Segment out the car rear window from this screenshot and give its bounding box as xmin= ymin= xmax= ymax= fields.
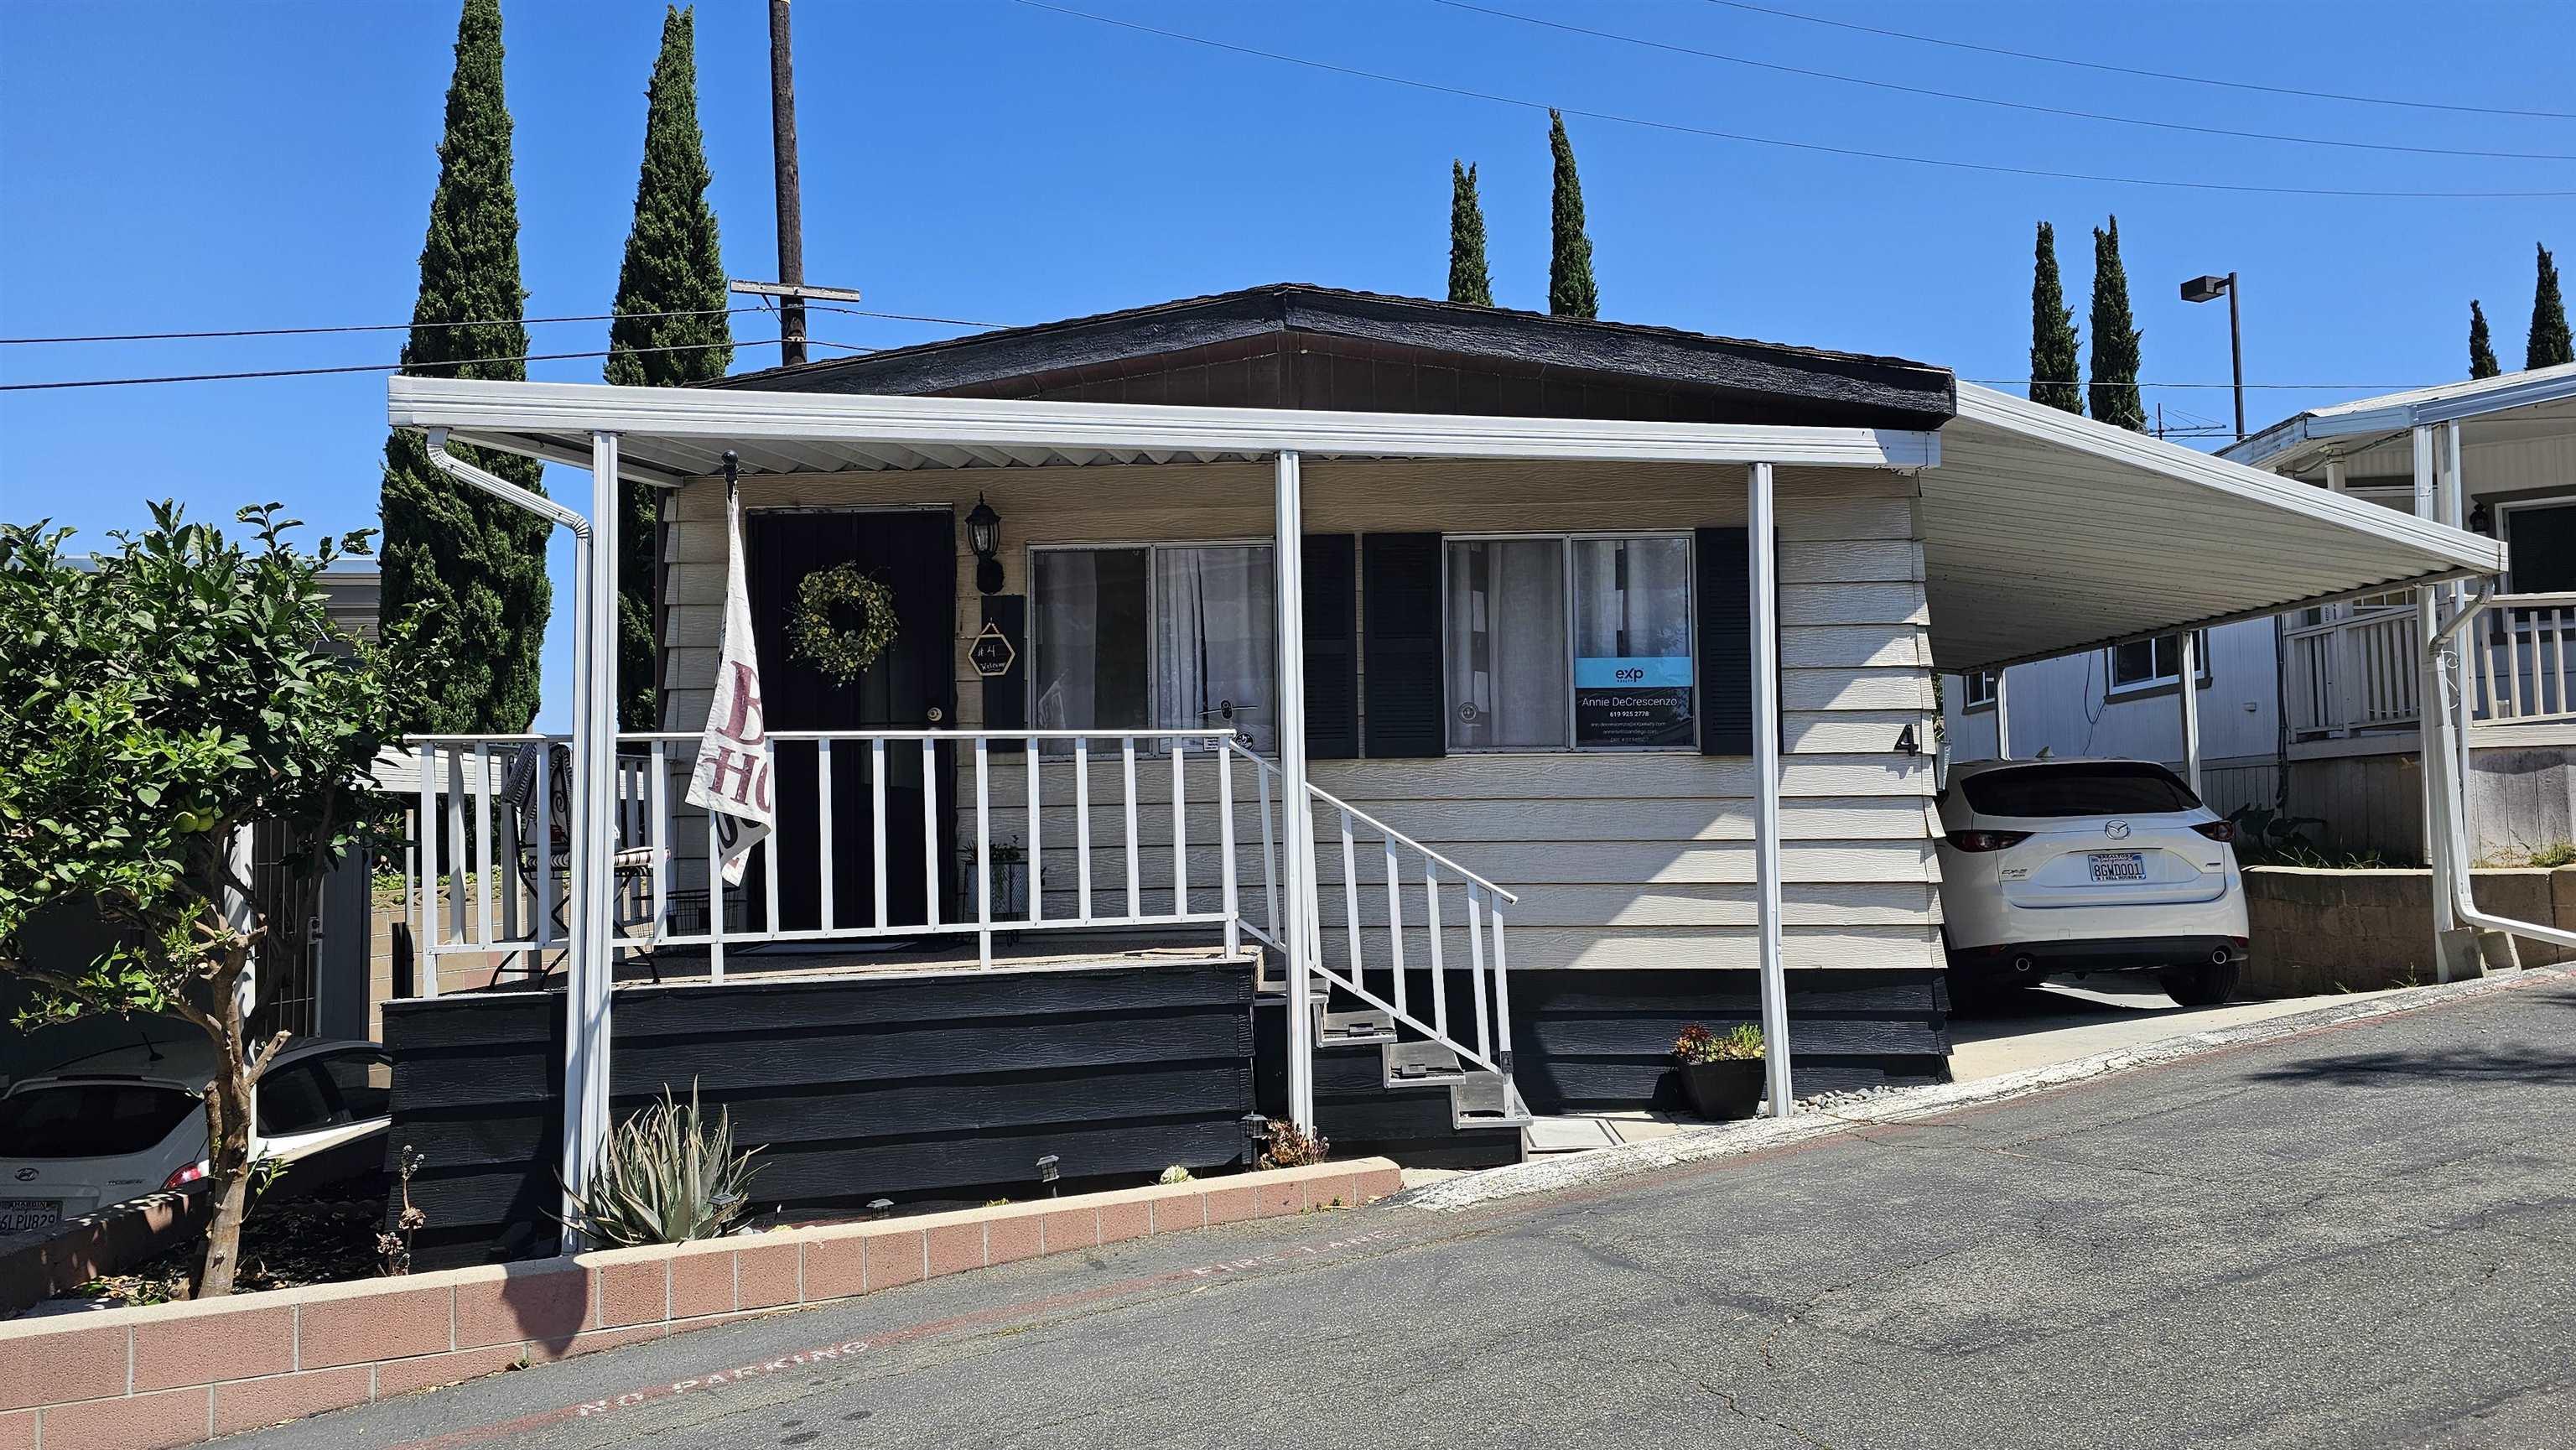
xmin=0 ymin=1084 xmax=198 ymax=1158
xmin=1961 ymin=762 xmax=2202 ymax=818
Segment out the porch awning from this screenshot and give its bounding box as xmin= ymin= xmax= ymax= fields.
xmin=2221 ymin=360 xmax=2576 ymax=477
xmin=1919 ymin=385 xmax=2504 ymax=673
xmin=387 ymin=374 xmax=2504 ymax=676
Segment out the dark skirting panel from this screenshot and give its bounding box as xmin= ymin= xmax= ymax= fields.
xmin=1507 ymin=968 xmax=1951 ymax=1112
xmin=382 ymin=961 xmax=1258 ymax=1270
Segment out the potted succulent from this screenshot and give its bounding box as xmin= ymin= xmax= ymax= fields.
xmin=1672 ymin=1022 xmax=1766 ymax=1120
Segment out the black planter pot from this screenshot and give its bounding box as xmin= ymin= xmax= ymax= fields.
xmin=1678 ymin=1058 xmax=1765 ymax=1120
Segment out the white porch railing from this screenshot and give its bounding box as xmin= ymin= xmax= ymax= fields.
xmin=1228 ymin=742 xmax=1519 ymax=1082
xmin=2469 ymin=592 xmax=2576 ymax=726
xmin=2286 ymin=593 xmax=2576 ymax=736
xmin=2284 ymin=605 xmax=2419 ymax=737
xmin=399 ymin=726 xmax=1519 ymax=1102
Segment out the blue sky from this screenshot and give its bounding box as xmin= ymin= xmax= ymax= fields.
xmin=4 ymin=1 xmax=2570 ymax=728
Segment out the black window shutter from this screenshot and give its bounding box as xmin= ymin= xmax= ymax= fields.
xmin=1696 ymin=526 xmax=1753 ymax=756
xmin=1363 ymin=533 xmax=1446 ymax=759
xmin=1302 ymin=534 xmax=1358 ymax=760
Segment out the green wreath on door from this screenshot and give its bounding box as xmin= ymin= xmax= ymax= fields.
xmin=786 ymin=563 xmax=898 ymax=685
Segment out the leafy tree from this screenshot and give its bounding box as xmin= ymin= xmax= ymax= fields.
xmin=2086 ymin=216 xmax=2148 ymax=432
xmin=379 ymin=0 xmax=553 ymax=734
xmin=606 ymin=5 xmax=731 ymax=730
xmin=0 ymin=507 xmax=431 ymax=1297
xmin=2028 ymin=221 xmax=2082 ymax=414
xmin=2530 ymin=243 xmax=2571 ymax=370
xmin=1545 ymin=110 xmax=1598 ymax=320
xmin=2469 ymin=299 xmax=2500 ymax=379
xmin=1447 ymin=160 xmax=1493 ymax=307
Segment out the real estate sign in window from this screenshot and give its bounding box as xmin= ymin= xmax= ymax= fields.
xmin=1571 ymin=537 xmax=1695 ymax=747
xmin=1446 ymin=533 xmax=1694 ymax=751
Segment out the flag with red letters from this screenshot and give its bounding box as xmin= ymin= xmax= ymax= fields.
xmin=685 ymin=480 xmax=772 ymax=886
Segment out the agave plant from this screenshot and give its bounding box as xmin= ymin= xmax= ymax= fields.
xmin=560 ymin=1082 xmax=764 ymax=1249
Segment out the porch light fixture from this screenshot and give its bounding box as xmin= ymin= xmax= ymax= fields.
xmin=966 ymin=494 xmax=1005 ymax=594
xmin=2469 ymin=502 xmax=2493 ymax=536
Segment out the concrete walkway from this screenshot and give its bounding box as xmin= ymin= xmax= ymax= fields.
xmin=1946 ymin=974 xmax=2405 ymax=1081
xmin=1518 ymin=975 xmax=2408 ymax=1153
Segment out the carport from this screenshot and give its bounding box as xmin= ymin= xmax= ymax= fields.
xmin=1919 ymin=383 xmax=2532 ymax=969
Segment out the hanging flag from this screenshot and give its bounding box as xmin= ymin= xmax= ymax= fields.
xmin=686 ymin=476 xmax=772 ymax=886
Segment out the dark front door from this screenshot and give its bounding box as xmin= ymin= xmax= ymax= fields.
xmin=746 ymin=508 xmax=957 ymax=934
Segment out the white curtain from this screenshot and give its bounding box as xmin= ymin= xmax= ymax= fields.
xmin=1155 ymin=545 xmax=1276 ymax=752
xmin=1446 ymin=538 xmax=1567 ymax=749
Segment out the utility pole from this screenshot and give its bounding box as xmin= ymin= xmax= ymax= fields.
xmin=767 ymin=0 xmax=807 ymax=366
xmin=735 ymin=1 xmax=861 ymax=367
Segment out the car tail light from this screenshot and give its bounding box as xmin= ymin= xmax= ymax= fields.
xmin=1947 ymin=829 xmax=2032 ymax=853
xmin=2193 ymin=821 xmax=2239 ymax=842
xmin=163 ymin=1162 xmax=206 ymax=1192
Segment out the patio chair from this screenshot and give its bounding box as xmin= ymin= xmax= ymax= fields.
xmin=499 ymin=742 xmax=660 ymax=986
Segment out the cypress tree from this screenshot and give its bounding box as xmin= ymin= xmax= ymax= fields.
xmin=606 ymin=6 xmax=731 ymax=730
xmin=2469 ymin=300 xmax=2500 ymax=379
xmin=2085 ymin=216 xmax=2148 ymax=433
xmin=1545 ymin=110 xmax=1598 ymax=320
xmin=2028 ymin=221 xmax=2081 ymax=414
xmin=379 ymin=0 xmax=553 ymax=733
xmin=1447 ymin=160 xmax=1493 ymax=307
xmin=2530 ymin=243 xmax=2572 ymax=370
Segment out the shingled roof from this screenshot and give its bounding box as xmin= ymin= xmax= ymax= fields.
xmin=710 ymin=283 xmax=1955 ymax=432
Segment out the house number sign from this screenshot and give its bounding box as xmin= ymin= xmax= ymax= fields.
xmin=969 ymin=621 xmax=1018 ymax=678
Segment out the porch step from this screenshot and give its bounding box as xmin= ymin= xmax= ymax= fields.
xmin=1317 ymin=1006 xmax=1398 ymax=1047
xmin=1383 ymin=1041 xmax=1469 ymax=1087
xmin=1450 ymin=1071 xmax=1534 ymax=1131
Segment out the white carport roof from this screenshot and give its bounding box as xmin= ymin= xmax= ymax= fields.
xmin=388 ymin=375 xmax=2503 ymax=675
xmin=1923 ymin=385 xmax=2502 ymax=671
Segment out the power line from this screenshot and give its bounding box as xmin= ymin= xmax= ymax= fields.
xmin=1 ymin=304 xmax=999 ymax=348
xmin=1434 ymin=1 xmax=2576 ymax=162
xmin=1702 ymin=0 xmax=2576 ymax=122
xmin=0 ymin=335 xmax=880 ymax=393
xmin=1007 ymin=0 xmax=2576 ymax=199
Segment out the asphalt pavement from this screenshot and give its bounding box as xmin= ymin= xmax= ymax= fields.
xmin=233 ymin=969 xmax=2576 ymax=1450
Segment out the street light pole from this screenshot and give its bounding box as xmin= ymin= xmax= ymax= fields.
xmin=2179 ymin=272 xmax=2245 ymax=440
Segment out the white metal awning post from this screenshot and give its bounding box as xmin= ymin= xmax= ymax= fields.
xmin=2177 ymin=630 xmax=2202 ymax=794
xmin=1271 ymin=451 xmax=1317 ymax=1132
xmin=558 ymin=432 xmax=622 ymax=1243
xmin=1992 ymin=668 xmax=2012 ymax=760
xmin=2411 ymin=425 xmax=2459 ymax=971
xmin=1748 ymin=462 xmax=1794 ymax=1117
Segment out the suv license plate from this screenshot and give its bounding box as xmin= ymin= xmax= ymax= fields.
xmin=0 ymin=1199 xmax=63 ymax=1236
xmin=2088 ymin=851 xmax=2147 ymax=882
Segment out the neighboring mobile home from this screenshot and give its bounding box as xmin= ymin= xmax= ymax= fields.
xmin=382 ymin=286 xmax=2498 ymax=1266
xmin=1945 ymin=362 xmax=2576 ymax=860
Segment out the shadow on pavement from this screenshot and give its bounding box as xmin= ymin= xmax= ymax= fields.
xmin=2247 ymin=1046 xmax=2576 ymax=1086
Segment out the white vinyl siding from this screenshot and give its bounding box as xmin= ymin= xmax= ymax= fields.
xmin=661 ymin=458 xmax=1939 ymax=973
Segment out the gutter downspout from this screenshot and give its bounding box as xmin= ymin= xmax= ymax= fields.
xmin=421 ymin=429 xmax=617 ymax=1245
xmin=2427 ymin=587 xmax=2576 ymax=955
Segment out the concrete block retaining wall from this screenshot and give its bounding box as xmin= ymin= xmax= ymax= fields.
xmin=2244 ymin=865 xmax=2576 ymax=995
xmin=0 ymin=1157 xmax=1398 ymax=1450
